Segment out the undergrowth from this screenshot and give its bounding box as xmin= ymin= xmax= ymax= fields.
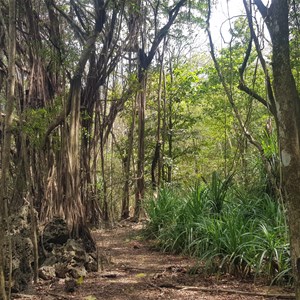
xmin=143 ymin=173 xmax=291 ymax=285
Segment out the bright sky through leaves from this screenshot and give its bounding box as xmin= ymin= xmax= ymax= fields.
xmin=210 ymin=0 xmax=245 ymax=47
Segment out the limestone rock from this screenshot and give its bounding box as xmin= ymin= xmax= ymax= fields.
xmin=39 ymin=266 xmax=56 ymax=280
xmin=39 ymin=218 xmax=98 ymax=282
xmin=42 ymin=217 xmax=69 ymax=251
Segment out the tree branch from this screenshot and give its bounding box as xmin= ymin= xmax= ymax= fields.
xmin=51 ymin=1 xmax=86 ymax=42
xmin=242 ymin=0 xmax=276 ymax=117
xmin=206 ymin=0 xmax=277 ymax=189
xmin=43 ymin=0 xmax=109 ymax=145
xmin=238 ymin=82 xmax=275 ymax=115
xmin=103 ymin=0 xmax=187 ymax=145
xmin=238 ymin=34 xmax=274 ymax=114
xmin=253 ymin=0 xmax=268 ymax=19
xmin=141 ymin=0 xmax=187 ymax=69
xmin=239 ymin=37 xmax=252 ymax=78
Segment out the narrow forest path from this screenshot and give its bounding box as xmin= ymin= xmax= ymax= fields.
xmin=14 ymin=222 xmax=294 ymax=300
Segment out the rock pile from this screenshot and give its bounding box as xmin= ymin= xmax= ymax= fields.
xmin=39 ymin=217 xmax=98 ymax=282
xmin=5 ymin=210 xmax=98 ymax=294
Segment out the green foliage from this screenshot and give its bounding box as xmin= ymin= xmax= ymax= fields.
xmin=22 ymin=108 xmax=49 ymax=147
xmin=144 ymin=188 xmax=182 ymax=242
xmin=144 ymin=182 xmax=291 ymax=284
xmin=205 ymin=171 xmax=233 ymax=214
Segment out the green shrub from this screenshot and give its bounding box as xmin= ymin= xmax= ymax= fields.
xmin=143 ymin=179 xmax=291 ymax=284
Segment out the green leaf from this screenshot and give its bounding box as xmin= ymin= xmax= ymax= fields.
xmin=76 ymin=275 xmax=84 ymax=285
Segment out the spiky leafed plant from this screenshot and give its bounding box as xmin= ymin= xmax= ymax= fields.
xmin=206 ymin=171 xmax=234 ymax=214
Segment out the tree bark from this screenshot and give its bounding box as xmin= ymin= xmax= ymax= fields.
xmin=167 ymin=62 xmax=174 ymax=183
xmin=134 ymin=77 xmax=146 ymax=221
xmin=252 ymin=1 xmax=300 ymax=297
xmin=151 ymin=141 xmax=161 ymax=189
xmin=99 ymin=84 xmax=109 ymax=223
xmin=65 ymin=76 xmax=84 ymax=235
xmin=154 ymin=42 xmax=166 ymax=189
xmin=121 ymin=95 xmax=137 ymax=220
xmin=0 ymin=0 xmax=16 ymax=298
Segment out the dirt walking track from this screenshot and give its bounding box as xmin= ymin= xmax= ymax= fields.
xmin=13 ymin=222 xmax=294 ymax=300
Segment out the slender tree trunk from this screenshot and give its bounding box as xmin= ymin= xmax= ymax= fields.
xmin=91 ymin=96 xmax=103 ymax=224
xmin=109 ymin=126 xmax=114 ymax=219
xmin=167 ymin=106 xmax=173 ymax=183
xmin=151 ymin=141 xmax=161 ymax=190
xmin=100 ymin=132 xmax=109 ymax=222
xmin=121 ymin=96 xmax=137 ymax=219
xmin=152 ymin=42 xmax=165 ymax=190
xmin=167 ymin=63 xmax=173 ymax=183
xmin=161 ymin=69 xmax=167 ymax=182
xmin=134 ymin=77 xmax=146 ymax=221
xmin=99 ymin=85 xmax=109 ymax=223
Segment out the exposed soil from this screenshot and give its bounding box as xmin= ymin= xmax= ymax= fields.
xmin=13 ymin=222 xmax=294 ymax=300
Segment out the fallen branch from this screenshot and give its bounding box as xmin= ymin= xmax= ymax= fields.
xmin=101 ymin=273 xmax=118 ymax=278
xmin=121 ymin=266 xmax=165 ymax=273
xmin=156 ymin=283 xmax=295 ymax=299
xmin=46 ymin=292 xmax=70 ymax=300
xmin=12 ymin=294 xmax=35 ymax=299
xmin=146 ymin=281 xmax=163 ymax=292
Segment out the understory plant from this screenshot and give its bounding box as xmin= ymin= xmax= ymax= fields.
xmin=143 ymin=175 xmax=291 ymax=285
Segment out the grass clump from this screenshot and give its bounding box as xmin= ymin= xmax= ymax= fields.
xmin=143 ymin=174 xmax=291 ymax=285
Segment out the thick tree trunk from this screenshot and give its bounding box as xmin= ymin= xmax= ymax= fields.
xmin=271 ymin=17 xmax=300 ymax=300
xmin=44 ymin=15 xmax=102 ymax=231
xmin=254 ymin=1 xmax=300 ymax=298
xmin=65 ymin=77 xmax=84 ymax=235
xmin=0 ymin=0 xmax=16 ymax=298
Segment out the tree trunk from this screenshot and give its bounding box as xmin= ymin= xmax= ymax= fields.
xmin=121 ymin=96 xmax=137 ymax=219
xmin=65 ymin=76 xmax=84 ymax=236
xmin=269 ymin=4 xmax=300 ymax=298
xmin=21 ymin=135 xmax=39 ymax=283
xmin=134 ymin=78 xmax=146 ymax=221
xmin=167 ymin=100 xmax=173 ymax=183
xmin=162 ymin=70 xmax=167 ymax=182
xmin=151 ymin=141 xmax=161 ymax=189
xmin=253 ymin=1 xmax=300 ymax=297
xmin=44 ymin=23 xmax=102 ymax=233
xmin=154 ymin=42 xmax=166 ymax=190
xmin=167 ymin=62 xmax=173 ymax=183
xmin=0 ymin=0 xmax=16 ymax=298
